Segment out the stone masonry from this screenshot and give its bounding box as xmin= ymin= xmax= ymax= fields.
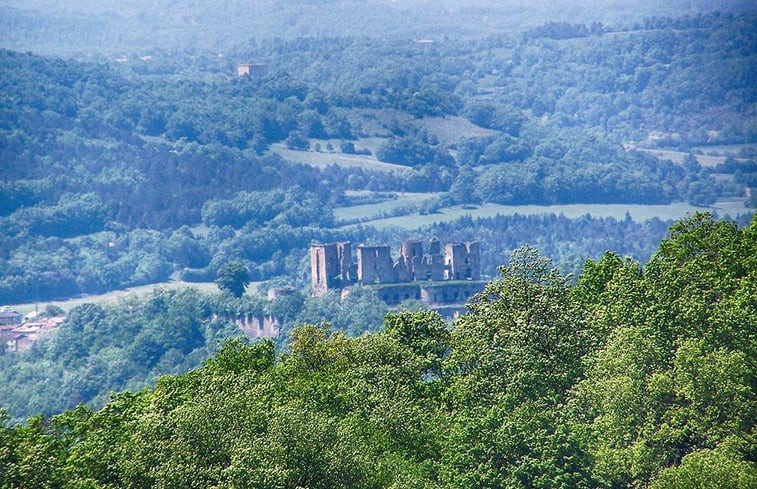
xmin=310 ymin=241 xmax=356 ymax=296
xmin=310 ymin=238 xmax=484 ymax=304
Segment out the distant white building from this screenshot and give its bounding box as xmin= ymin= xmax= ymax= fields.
xmin=237 ymin=63 xmax=268 ymax=77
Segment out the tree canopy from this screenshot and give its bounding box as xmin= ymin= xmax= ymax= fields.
xmin=1 ymin=213 xmax=755 ymax=488
xmin=215 ymin=261 xmax=251 ymax=298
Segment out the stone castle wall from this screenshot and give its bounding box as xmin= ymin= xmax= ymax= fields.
xmin=311 ymin=241 xmax=355 ymax=295
xmin=357 ymin=245 xmax=395 ymax=284
xmin=310 ymin=237 xmax=483 ymax=301
xmin=374 ymin=281 xmax=485 ymax=306
xmin=310 ymin=243 xmax=338 ymax=296
xmin=445 ymin=242 xmax=481 ymax=280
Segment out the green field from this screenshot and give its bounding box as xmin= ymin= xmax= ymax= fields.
xmin=414 ymin=115 xmax=499 ymax=145
xmin=267 ymin=112 xmax=499 ymax=172
xmin=340 ymin=200 xmax=753 ymax=231
xmin=640 ymin=148 xmax=725 ymax=167
xmin=268 ymin=142 xmax=405 ymax=171
xmin=334 ymin=192 xmax=443 ymax=223
xmin=6 ymin=281 xmax=261 ymax=316
xmin=691 ymin=143 xmax=757 ymax=155
xmin=640 ymin=144 xmax=756 ymax=167
xmin=344 ymin=109 xmax=499 ymax=145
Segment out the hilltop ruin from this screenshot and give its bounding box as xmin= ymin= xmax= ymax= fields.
xmin=310 ymin=238 xmax=485 ymax=308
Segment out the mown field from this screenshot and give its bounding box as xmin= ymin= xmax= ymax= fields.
xmin=339 ymin=199 xmax=753 ymax=231
xmin=334 ymin=192 xmax=443 ymax=223
xmin=691 ymin=143 xmax=757 ymax=155
xmin=268 ymin=112 xmax=499 ymax=173
xmin=641 ymin=143 xmax=757 ymax=167
xmin=268 ymin=142 xmax=405 ymax=171
xmin=641 ymin=149 xmax=726 ymax=167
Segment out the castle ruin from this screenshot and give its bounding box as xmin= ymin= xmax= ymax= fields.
xmin=310 ymin=241 xmax=356 ymax=296
xmin=310 ymin=238 xmax=484 ymax=307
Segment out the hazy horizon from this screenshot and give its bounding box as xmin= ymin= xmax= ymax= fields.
xmin=2 ymin=0 xmax=754 ymax=56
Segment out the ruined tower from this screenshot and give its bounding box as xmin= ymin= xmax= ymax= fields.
xmin=310 ymin=242 xmax=355 ymax=296
xmin=395 ymin=239 xmax=424 ymax=281
xmin=428 ymin=236 xmax=441 ymax=255
xmin=400 ymin=239 xmax=424 ymax=262
xmin=357 ymin=245 xmax=396 ymax=284
xmin=445 ymin=242 xmax=481 ymax=280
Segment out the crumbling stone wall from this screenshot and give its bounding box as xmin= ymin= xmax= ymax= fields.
xmin=374 ymin=282 xmax=484 ymax=306
xmin=213 ymin=314 xmax=280 ymax=339
xmin=311 ymin=243 xmax=338 ymax=296
xmin=311 ymin=241 xmax=356 ymax=295
xmin=237 ymin=315 xmax=280 ymax=339
xmin=445 ymin=242 xmax=481 ymax=280
xmin=419 ymin=282 xmax=482 ymax=304
xmin=375 ymin=284 xmax=422 ymax=305
xmin=310 ymin=238 xmax=482 ymax=297
xmin=357 ymin=245 xmax=396 ymax=284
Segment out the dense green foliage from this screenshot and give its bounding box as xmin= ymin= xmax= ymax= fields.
xmin=0 ymin=282 xmax=392 ymax=423
xmin=215 ymin=261 xmax=251 ymax=298
xmin=1 ymin=10 xmax=755 ymax=304
xmin=1 ymin=213 xmax=754 ymax=488
xmin=0 ymin=288 xmax=234 ymax=422
xmin=1 ymin=5 xmax=754 ymax=484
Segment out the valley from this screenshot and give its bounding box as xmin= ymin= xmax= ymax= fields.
xmin=0 ymin=3 xmax=755 ymax=486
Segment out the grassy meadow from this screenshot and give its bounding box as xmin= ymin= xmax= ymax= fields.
xmin=641 ymin=143 xmax=757 ymax=167
xmin=268 ymin=142 xmax=405 ymax=171
xmin=334 ymin=192 xmax=443 ymax=223
xmin=339 ymin=199 xmax=753 ymax=231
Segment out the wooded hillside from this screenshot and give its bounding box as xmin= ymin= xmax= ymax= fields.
xmin=1 ymin=213 xmax=755 ymax=488
xmin=2 ymin=10 xmax=755 ymax=304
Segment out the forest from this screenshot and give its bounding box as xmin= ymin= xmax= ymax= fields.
xmin=1 ymin=9 xmax=755 ymax=304
xmin=0 ymin=205 xmax=686 ymax=423
xmin=1 ymin=213 xmax=755 ymax=488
